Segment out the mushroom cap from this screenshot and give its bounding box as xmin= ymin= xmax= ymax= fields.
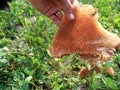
xmin=49 ymin=3 xmax=120 ymax=62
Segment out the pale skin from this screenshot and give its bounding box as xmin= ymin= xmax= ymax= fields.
xmin=30 ymin=0 xmax=75 ymax=26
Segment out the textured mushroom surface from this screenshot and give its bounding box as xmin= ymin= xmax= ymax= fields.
xmin=49 ymin=3 xmax=120 ymax=64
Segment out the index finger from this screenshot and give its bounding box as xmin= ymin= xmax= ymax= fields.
xmin=60 ymin=0 xmax=75 ymax=20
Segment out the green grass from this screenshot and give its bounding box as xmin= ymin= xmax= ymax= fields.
xmin=0 ymin=0 xmax=120 ymax=90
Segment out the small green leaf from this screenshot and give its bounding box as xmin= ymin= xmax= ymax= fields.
xmin=86 ymin=63 xmax=91 ymax=70
xmin=25 ymin=76 xmax=32 ymax=82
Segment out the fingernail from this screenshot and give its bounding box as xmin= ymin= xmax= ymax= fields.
xmin=69 ymin=13 xmax=75 ymax=20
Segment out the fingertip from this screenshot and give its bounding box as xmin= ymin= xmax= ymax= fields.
xmin=69 ymin=13 xmax=75 ymax=20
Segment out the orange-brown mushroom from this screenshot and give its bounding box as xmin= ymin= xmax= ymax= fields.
xmin=49 ymin=3 xmax=120 ymax=78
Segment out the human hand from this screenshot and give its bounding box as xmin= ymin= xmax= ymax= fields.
xmin=30 ymin=0 xmax=76 ymax=26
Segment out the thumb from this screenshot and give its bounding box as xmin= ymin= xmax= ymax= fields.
xmin=61 ymin=0 xmax=75 ymax=20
